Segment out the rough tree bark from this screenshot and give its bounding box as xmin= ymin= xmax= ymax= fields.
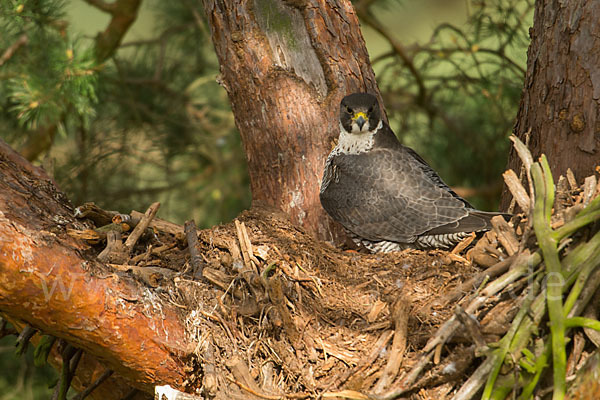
xmin=0 ymin=141 xmax=188 ymax=397
xmin=202 ymin=0 xmax=382 ymax=242
xmin=501 ymin=0 xmax=600 ymax=210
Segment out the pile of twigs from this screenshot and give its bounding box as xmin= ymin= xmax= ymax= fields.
xmin=157 ymin=136 xmax=600 ymax=400
xmin=448 ymin=136 xmax=600 ymax=400
xmin=63 ymin=137 xmax=600 ymax=400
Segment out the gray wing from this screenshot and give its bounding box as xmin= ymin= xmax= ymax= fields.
xmin=402 ymin=146 xmax=474 ymax=208
xmin=320 ymin=147 xmax=479 ymax=243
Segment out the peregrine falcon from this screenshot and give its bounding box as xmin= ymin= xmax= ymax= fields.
xmin=320 ymin=92 xmax=507 ymax=252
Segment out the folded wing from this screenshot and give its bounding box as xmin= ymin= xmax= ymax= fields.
xmin=320 ymin=147 xmax=492 ymax=244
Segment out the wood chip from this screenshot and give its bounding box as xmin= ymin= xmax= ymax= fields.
xmin=583 ymin=290 xmax=600 ymax=348
xmin=567 ymin=168 xmax=578 ymax=190
xmin=451 ymin=233 xmax=476 ymax=255
xmin=67 ymin=228 xmax=101 ymax=244
xmin=491 ymin=216 xmax=519 ymax=256
xmin=73 ymin=202 xmax=118 ymax=226
xmin=125 ymin=202 xmax=160 ymax=253
xmin=446 ymin=252 xmax=470 ymax=265
xmin=434 ymin=342 xmax=443 ymax=365
xmin=502 ymin=169 xmax=530 ymax=213
xmin=317 ymin=340 xmax=360 ymax=366
xmin=373 ymin=296 xmax=409 ymax=392
xmin=555 ymin=175 xmax=571 ymax=213
xmin=322 ymin=390 xmax=368 ymax=400
xmin=366 ymin=300 xmax=387 ymax=323
xmin=469 ymin=248 xmax=500 ymax=268
xmin=566 ymin=332 xmax=586 ymax=377
xmin=509 ymin=133 xmax=533 ymax=174
xmin=185 ymin=219 xmax=204 ymax=279
xmin=130 ymin=210 xmax=184 ymax=236
xmin=454 ymin=306 xmax=486 ymax=351
xmin=202 ymin=341 xmax=219 ymax=398
xmin=583 ymin=175 xmax=598 ymax=206
xmin=98 ymin=230 xmax=127 ymax=264
xmin=235 ymin=219 xmax=256 ymax=272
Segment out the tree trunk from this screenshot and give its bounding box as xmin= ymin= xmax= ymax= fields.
xmin=501 ymin=0 xmax=600 ymax=210
xmin=0 ymin=140 xmax=188 ymax=396
xmin=202 ymin=0 xmax=381 ymax=242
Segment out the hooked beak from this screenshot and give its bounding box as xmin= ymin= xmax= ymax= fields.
xmin=353 ymin=112 xmax=368 ymax=131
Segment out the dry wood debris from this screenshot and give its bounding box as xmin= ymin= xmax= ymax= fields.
xmin=64 ymin=138 xmax=600 ymax=400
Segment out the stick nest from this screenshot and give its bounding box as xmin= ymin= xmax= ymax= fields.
xmin=71 ymin=139 xmax=600 ymax=400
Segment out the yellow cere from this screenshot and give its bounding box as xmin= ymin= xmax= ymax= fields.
xmin=352 ymin=112 xmax=368 ymax=121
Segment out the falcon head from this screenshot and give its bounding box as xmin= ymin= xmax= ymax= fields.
xmin=340 ymin=93 xmax=382 ymax=134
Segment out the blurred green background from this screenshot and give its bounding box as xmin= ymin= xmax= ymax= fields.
xmin=0 ymin=0 xmax=532 ymax=397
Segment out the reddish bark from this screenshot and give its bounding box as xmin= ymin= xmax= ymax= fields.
xmin=0 ymin=140 xmax=189 ymax=395
xmin=501 ymin=0 xmax=600 ymax=210
xmin=202 ymin=0 xmax=382 ymax=242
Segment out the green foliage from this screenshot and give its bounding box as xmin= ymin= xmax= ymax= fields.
xmin=479 ymin=137 xmax=600 ymax=399
xmin=0 ymin=332 xmax=58 ymax=400
xmin=1 ymin=0 xmax=98 ymax=130
xmin=33 ymin=335 xmax=56 ymax=367
xmin=369 ymin=0 xmax=534 ymax=209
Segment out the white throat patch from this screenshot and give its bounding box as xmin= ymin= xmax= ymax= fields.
xmin=321 ymin=120 xmax=383 ymax=194
xmin=335 ymin=120 xmax=382 ymax=155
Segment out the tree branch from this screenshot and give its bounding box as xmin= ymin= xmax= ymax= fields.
xmin=0 ymin=139 xmax=189 ymax=394
xmin=84 ymin=0 xmax=119 ymax=14
xmin=87 ymin=0 xmax=142 ymax=62
xmin=0 ymin=34 xmax=28 ymax=67
xmin=355 ymin=5 xmax=427 ymax=105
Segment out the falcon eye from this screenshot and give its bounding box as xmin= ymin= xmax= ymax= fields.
xmin=368 ymin=106 xmax=374 ymax=113
xmin=345 ymin=106 xmax=353 ymax=114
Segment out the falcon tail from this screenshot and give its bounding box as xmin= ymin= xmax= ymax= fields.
xmin=423 ymin=210 xmax=512 ymax=235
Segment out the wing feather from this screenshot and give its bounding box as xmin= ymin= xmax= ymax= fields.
xmin=320 ymin=147 xmax=471 ymax=243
